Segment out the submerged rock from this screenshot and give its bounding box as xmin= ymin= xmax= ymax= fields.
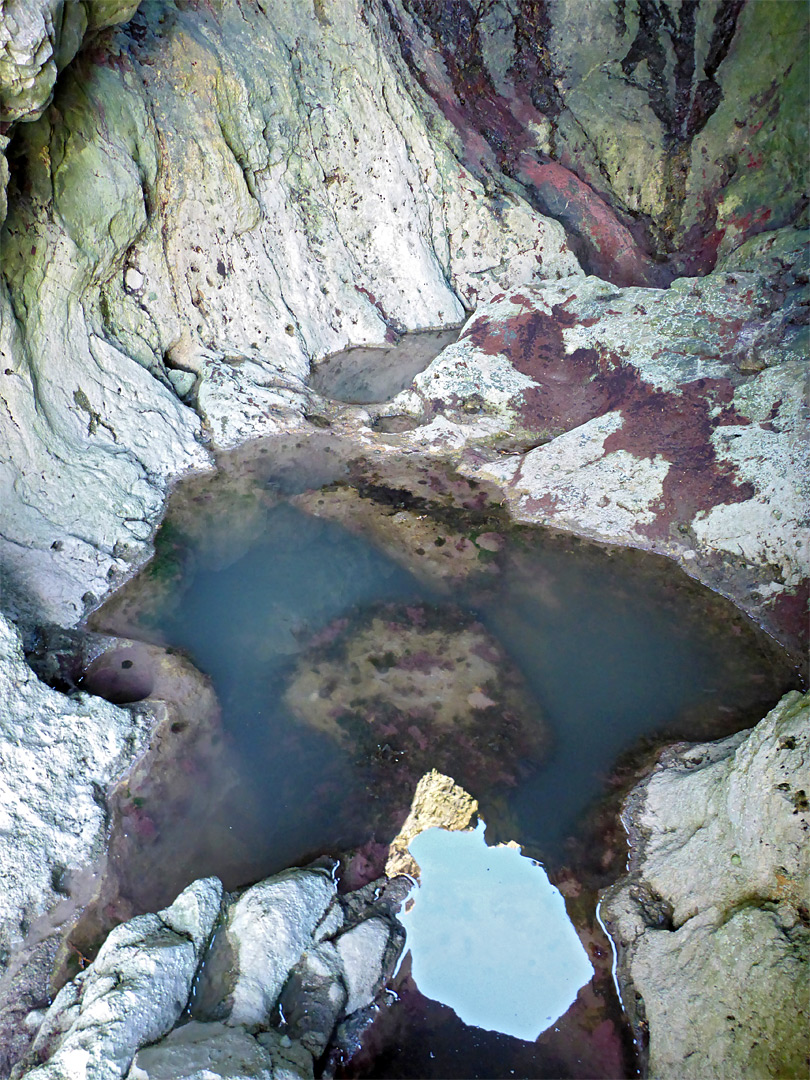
xmin=284 ymin=602 xmax=547 ymax=802
xmin=601 ymin=690 xmax=810 ymax=1079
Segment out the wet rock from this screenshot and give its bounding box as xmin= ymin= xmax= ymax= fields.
xmin=284 ymin=602 xmax=547 ymax=802
xmin=386 ymin=770 xmax=479 ymax=880
xmin=601 ymin=690 xmax=810 ymax=1079
xmin=194 ymin=869 xmax=337 ymax=1029
xmin=0 ymin=614 xmax=153 ymax=1075
xmin=14 ymin=878 xmax=223 ymax=1080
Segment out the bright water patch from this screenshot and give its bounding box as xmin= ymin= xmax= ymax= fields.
xmin=401 ymin=823 xmax=594 ymax=1041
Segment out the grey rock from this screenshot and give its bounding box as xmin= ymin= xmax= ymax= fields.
xmin=277 ymin=942 xmax=347 ymax=1058
xmin=195 ymin=869 xmax=336 ymax=1029
xmin=127 ymin=1021 xmax=274 ymax=1080
xmin=334 ymin=918 xmax=393 ymax=1017
xmin=17 ymin=877 xmax=223 ymax=1079
xmin=601 ymin=690 xmax=810 ymax=1079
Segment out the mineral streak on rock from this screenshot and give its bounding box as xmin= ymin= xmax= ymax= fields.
xmin=385 ymin=770 xmax=479 ymax=880
xmin=383 ymin=0 xmax=809 ymax=280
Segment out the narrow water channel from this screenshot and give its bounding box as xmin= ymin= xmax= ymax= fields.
xmin=80 ymin=431 xmax=801 ymax=1079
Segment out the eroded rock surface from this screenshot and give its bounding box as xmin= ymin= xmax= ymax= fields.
xmin=0 ymin=614 xmax=153 ymax=1076
xmin=0 ymin=0 xmax=578 ymax=627
xmin=601 ymin=689 xmax=810 ymax=1079
xmin=13 ymin=877 xmax=223 ymax=1080
xmin=382 ymin=227 xmax=810 ymax=657
xmin=16 ymin=867 xmax=405 ymax=1080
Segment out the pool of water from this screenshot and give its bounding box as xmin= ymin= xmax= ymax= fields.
xmin=80 ymin=433 xmax=801 ymax=1078
xmin=310 ymin=328 xmax=459 ymax=403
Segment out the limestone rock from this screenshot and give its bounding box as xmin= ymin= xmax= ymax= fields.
xmin=193 ymin=869 xmax=337 ymax=1029
xmin=0 ymin=614 xmax=153 ymax=1075
xmin=16 ymin=878 xmax=223 ymax=1080
xmin=386 ymin=771 xmax=478 ymax=880
xmin=601 ymin=690 xmax=810 ymax=1079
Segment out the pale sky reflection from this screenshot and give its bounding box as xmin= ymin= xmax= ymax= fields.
xmin=400 ymin=822 xmax=594 ymax=1042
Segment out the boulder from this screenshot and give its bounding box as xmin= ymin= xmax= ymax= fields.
xmin=193 ymin=869 xmax=337 ymax=1029
xmin=600 ymin=690 xmax=810 ymax=1079
xmin=15 ymin=878 xmax=223 ymax=1080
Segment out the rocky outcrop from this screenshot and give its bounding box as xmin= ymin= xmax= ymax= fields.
xmin=385 ymin=769 xmax=479 ymax=879
xmin=13 ymin=877 xmax=223 ymax=1080
xmin=376 ymin=226 xmax=810 ymax=657
xmin=0 ymin=614 xmax=153 ymax=1076
xmin=15 ymin=868 xmax=406 ymax=1080
xmin=600 ymin=689 xmax=810 ymax=1079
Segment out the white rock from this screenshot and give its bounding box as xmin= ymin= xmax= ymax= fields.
xmin=20 ymin=878 xmax=223 ymax=1080
xmin=334 ymin=918 xmax=391 ymax=1016
xmin=196 ymin=870 xmax=336 ymax=1029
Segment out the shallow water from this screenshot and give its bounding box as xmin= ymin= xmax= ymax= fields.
xmin=310 ymin=328 xmax=459 ymax=403
xmin=83 ymin=432 xmax=801 ymax=1079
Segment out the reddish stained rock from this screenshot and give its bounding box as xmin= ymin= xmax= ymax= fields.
xmin=462 ymin=301 xmax=755 ymax=539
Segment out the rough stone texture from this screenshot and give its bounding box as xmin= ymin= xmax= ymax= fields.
xmin=127 ymin=1021 xmax=276 ymax=1080
xmin=0 ymin=614 xmax=153 ymax=1076
xmin=601 ymin=690 xmax=810 ymax=1079
xmin=194 ymin=869 xmax=337 ymax=1030
xmin=386 ymin=769 xmax=478 ymax=879
xmin=14 ymin=877 xmax=223 ymax=1080
xmin=384 ymin=0 xmax=809 ymax=282
xmin=0 ymin=0 xmax=578 ymax=628
xmin=380 ymin=227 xmax=810 ymax=658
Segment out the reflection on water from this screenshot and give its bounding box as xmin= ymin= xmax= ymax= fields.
xmin=401 ymin=823 xmax=594 ymax=1041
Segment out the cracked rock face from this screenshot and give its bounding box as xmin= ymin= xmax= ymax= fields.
xmin=600 ymin=689 xmax=810 ymax=1080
